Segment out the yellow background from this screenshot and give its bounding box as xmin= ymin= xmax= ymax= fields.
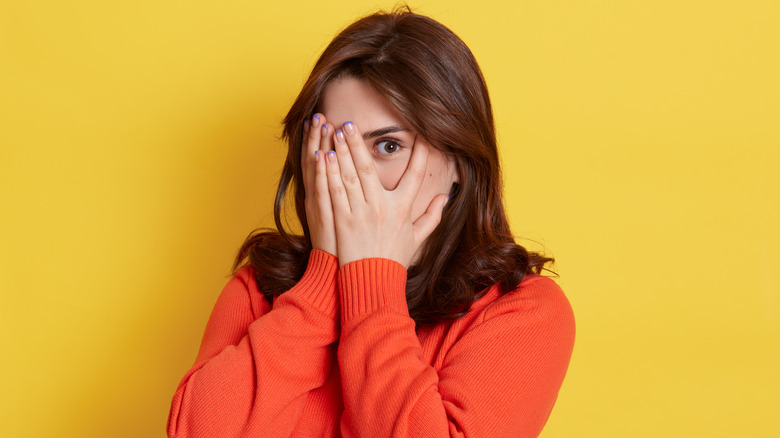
xmin=1 ymin=1 xmax=778 ymax=436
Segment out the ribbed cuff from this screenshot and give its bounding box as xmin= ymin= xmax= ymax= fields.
xmin=287 ymin=249 xmax=339 ymax=317
xmin=338 ymin=258 xmax=408 ymax=326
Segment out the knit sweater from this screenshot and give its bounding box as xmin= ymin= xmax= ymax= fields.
xmin=167 ymin=250 xmax=575 ymax=437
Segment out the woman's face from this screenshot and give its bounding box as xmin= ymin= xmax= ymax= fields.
xmin=319 ymin=76 xmax=459 ymax=222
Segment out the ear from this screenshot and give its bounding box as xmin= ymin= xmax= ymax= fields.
xmin=447 ymin=157 xmax=461 ymax=184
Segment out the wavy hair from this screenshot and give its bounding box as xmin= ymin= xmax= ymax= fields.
xmin=234 ymin=6 xmax=554 ymax=326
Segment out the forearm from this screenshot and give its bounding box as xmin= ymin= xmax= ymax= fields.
xmin=335 ymin=259 xmax=575 ymax=438
xmin=336 ymin=258 xmax=450 ymax=437
xmin=168 ymin=250 xmax=339 ymax=438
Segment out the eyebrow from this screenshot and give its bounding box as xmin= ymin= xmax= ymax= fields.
xmin=362 ymin=125 xmax=409 ymax=140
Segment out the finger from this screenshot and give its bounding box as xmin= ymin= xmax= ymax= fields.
xmin=307 ymin=113 xmax=325 ymax=155
xmin=314 ymin=149 xmax=335 ymax=227
xmin=334 ymin=127 xmax=367 ymax=206
xmin=341 ymin=121 xmax=383 ymax=198
xmin=395 ymin=135 xmax=430 ymax=200
xmin=303 ymin=114 xmax=325 ymax=195
xmin=412 ymin=193 xmax=449 ymax=244
xmin=315 ymin=121 xmax=334 ymax=198
xmin=325 ymin=150 xmax=352 ymax=215
xmin=319 ymin=121 xmax=333 ymax=154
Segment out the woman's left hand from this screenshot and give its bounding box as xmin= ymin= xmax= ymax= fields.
xmin=321 ymin=121 xmax=449 ymax=268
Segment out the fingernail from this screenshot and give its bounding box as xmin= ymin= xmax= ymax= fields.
xmin=312 ymin=114 xmax=320 ymax=127
xmin=321 ymin=124 xmax=328 ymax=136
xmin=315 ymin=150 xmax=320 ymax=162
xmin=335 ymin=130 xmax=345 ymax=144
xmin=304 ymin=119 xmax=310 ymax=130
xmin=327 ymin=151 xmax=336 ymax=163
xmin=343 ymin=122 xmax=355 ymax=135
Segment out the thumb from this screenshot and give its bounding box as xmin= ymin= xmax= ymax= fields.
xmin=412 ymin=193 xmax=449 ymax=245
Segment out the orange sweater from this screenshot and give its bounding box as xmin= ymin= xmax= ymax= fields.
xmin=168 ymin=250 xmax=575 ymax=437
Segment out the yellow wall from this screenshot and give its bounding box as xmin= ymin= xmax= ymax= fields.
xmin=1 ymin=1 xmax=777 ymax=436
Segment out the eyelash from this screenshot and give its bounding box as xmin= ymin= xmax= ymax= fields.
xmin=374 ymin=137 xmax=404 ymax=156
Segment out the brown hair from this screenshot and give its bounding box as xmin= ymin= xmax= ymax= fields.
xmin=234 ymin=5 xmax=554 ymax=326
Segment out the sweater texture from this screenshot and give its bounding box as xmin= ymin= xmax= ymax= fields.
xmin=167 ymin=250 xmax=575 ymax=437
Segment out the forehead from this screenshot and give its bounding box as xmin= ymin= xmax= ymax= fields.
xmin=319 ymin=76 xmax=411 ymax=130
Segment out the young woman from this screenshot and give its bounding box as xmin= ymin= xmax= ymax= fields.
xmin=168 ymin=7 xmax=575 ymax=438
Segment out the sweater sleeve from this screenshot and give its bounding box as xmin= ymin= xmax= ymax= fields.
xmin=336 ymin=258 xmax=575 ymax=438
xmin=167 ymin=250 xmax=339 ymax=438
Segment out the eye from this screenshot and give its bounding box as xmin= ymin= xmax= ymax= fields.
xmin=376 ymin=139 xmax=401 ymax=155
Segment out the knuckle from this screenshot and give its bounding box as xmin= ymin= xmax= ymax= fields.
xmin=342 ymin=172 xmax=359 ymax=185
xmin=366 ymin=203 xmax=385 ymax=220
xmin=356 ymin=164 xmax=374 ymax=177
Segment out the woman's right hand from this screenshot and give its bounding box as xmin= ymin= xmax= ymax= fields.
xmin=302 ymin=113 xmax=338 ymax=257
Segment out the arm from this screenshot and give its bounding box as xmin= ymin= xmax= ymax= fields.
xmin=322 ymin=120 xmax=574 ymax=435
xmin=168 ymin=112 xmax=341 ymax=437
xmin=167 ymin=250 xmax=339 ymax=438
xmin=336 ymin=260 xmax=575 ymax=437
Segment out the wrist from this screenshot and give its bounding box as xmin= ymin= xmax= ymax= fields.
xmin=337 ymin=257 xmax=409 ymax=326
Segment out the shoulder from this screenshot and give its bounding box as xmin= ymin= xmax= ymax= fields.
xmin=213 ymin=265 xmax=269 ymax=315
xmin=437 ymin=276 xmax=575 ymax=436
xmin=214 ymin=265 xmax=256 ymax=299
xmin=469 ymin=275 xmax=575 ymax=341
xmin=489 ymin=275 xmax=572 ymax=316
xmin=208 ymin=265 xmax=255 ymax=307
xmin=232 ymin=264 xmax=256 ymax=290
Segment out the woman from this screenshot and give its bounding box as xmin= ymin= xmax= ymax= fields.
xmin=168 ymin=7 xmax=574 ymax=437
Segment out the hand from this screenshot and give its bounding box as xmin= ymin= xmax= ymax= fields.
xmin=302 ymin=113 xmax=338 ymax=257
xmin=323 ymin=121 xmax=449 ymax=268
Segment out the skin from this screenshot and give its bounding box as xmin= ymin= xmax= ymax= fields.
xmin=301 ymin=76 xmax=460 ymax=267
